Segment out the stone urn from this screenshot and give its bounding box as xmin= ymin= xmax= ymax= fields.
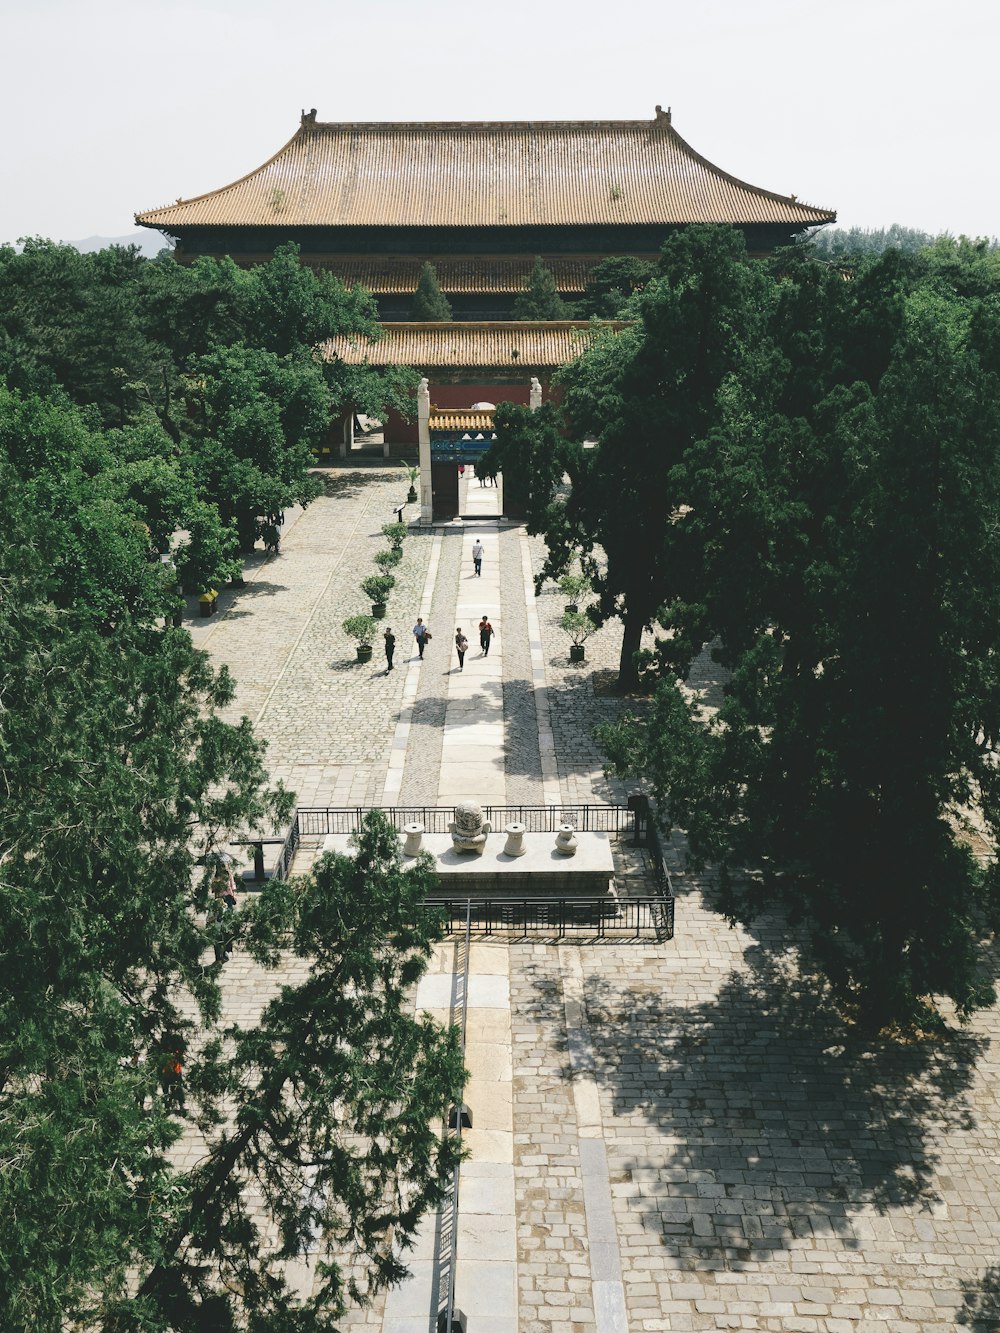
xmin=448 ymin=800 xmax=491 ymax=855
xmin=402 ymin=822 xmax=424 ymax=856
xmin=554 ymin=823 xmax=578 ymax=856
xmin=502 ymin=822 xmax=527 ymax=857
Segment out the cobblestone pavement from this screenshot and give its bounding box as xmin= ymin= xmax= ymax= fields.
xmin=397 ymin=528 xmax=462 ymax=807
xmin=191 ymin=468 xmax=1000 ymax=1332
xmin=501 ymin=525 xmax=545 ymax=805
xmin=192 ymin=467 xmax=429 ymax=811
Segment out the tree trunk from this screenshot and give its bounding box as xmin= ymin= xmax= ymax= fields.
xmin=617 ymin=614 xmax=644 ymax=691
xmin=236 ymin=509 xmax=258 ymax=553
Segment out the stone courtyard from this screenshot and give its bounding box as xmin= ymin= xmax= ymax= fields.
xmin=187 ymin=465 xmax=1000 ymax=1332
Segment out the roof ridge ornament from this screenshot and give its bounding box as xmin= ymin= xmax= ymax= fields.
xmin=301 ymin=107 xmax=317 ymax=127
xmin=654 ymin=104 xmax=671 ymax=125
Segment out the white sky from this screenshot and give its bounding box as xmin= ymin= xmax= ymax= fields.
xmin=3 ymin=0 xmax=997 ymax=246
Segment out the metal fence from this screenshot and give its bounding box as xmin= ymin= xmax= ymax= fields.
xmin=426 ymin=895 xmax=672 ymax=942
xmin=271 ymin=803 xmax=675 ymax=943
xmin=294 ymin=804 xmax=639 ymax=837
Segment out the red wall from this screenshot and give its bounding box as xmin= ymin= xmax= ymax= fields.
xmin=430 ymin=382 xmax=532 ymax=409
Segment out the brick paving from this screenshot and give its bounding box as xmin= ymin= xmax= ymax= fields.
xmin=190 ymin=465 xmax=1000 ymax=1332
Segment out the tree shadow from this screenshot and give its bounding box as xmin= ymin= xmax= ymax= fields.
xmin=570 ymin=942 xmax=985 ymax=1268
xmin=959 ymin=1267 xmax=1000 ymax=1329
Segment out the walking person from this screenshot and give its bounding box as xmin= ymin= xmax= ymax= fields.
xmin=413 ymin=617 xmax=431 ymax=659
xmin=207 ymin=856 xmax=238 ymax=963
xmin=454 ymin=627 xmax=469 ymax=671
xmin=472 ymin=538 xmax=484 ymax=577
xmin=384 ymin=627 xmax=396 ymax=672
xmin=478 ymin=615 xmax=495 ymax=657
xmin=158 ymin=1038 xmax=186 ymax=1112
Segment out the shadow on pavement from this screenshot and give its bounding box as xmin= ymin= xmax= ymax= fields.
xmin=560 ymin=943 xmax=985 ymax=1267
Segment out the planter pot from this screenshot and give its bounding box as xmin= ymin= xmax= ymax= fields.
xmin=564 ymin=602 xmax=579 ymax=614
xmin=569 ymin=643 xmax=586 ymax=663
xmin=407 ymin=487 xmax=418 ymax=503
xmin=356 ymin=644 xmax=374 ymax=663
xmin=371 ymin=602 xmax=387 ymax=619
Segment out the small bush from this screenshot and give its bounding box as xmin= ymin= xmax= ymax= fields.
xmin=374 ymin=547 xmax=402 ymax=572
xmin=382 ymin=522 xmax=408 ymax=548
xmin=343 ymin=614 xmax=378 ymax=647
xmin=361 ymin=573 xmax=395 ymax=603
xmin=560 ymin=610 xmax=597 ymax=646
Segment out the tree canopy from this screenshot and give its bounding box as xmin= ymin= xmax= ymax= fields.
xmin=0 ymin=239 xmax=417 ymax=579
xmin=575 ymin=255 xmax=656 ymax=319
xmin=0 ymin=239 xmax=458 ymax=1329
xmin=410 ymin=262 xmax=452 ymax=321
xmin=512 ymin=255 xmax=574 ymax=320
xmin=493 ymin=223 xmax=1000 ymax=1028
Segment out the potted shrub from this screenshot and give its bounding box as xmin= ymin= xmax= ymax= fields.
xmin=373 ymin=547 xmax=402 ymax=574
xmin=560 ymin=610 xmax=595 ymax=664
xmin=405 ymin=464 xmax=419 ymax=503
xmin=382 ymin=521 xmax=408 ymax=549
xmin=361 ymin=572 xmax=395 ymax=618
xmin=558 ymin=569 xmax=591 ymax=614
xmin=343 ymin=614 xmax=378 ymax=663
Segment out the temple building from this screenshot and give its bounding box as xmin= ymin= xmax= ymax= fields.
xmin=136 ymin=106 xmax=834 ymax=319
xmin=137 ymin=109 xmax=834 ymax=517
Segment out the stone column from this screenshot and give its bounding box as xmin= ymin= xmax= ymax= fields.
xmin=339 ymin=411 xmax=353 ymax=459
xmin=529 ymin=376 xmax=542 ymax=411
xmin=417 ymin=377 xmax=432 ymax=523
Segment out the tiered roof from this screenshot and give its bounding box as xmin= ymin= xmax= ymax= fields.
xmin=315 ymin=256 xmax=593 ymax=295
xmin=322 ymin=321 xmax=628 ymax=370
xmin=137 ymin=108 xmax=834 ymax=231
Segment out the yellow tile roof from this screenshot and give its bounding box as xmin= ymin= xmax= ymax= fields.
xmin=316 ymin=256 xmax=593 ymax=294
xmin=322 ymin=321 xmax=627 ymax=369
xmin=429 ymin=412 xmax=496 ymax=432
xmin=137 ymin=110 xmax=834 ymax=230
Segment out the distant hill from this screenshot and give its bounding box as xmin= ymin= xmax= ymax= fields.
xmin=69 ymin=231 xmax=172 ymax=258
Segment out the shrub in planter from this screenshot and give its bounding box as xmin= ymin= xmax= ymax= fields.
xmin=382 ymin=521 xmax=408 ymax=549
xmin=361 ymin=573 xmax=395 ymax=618
xmin=343 ymin=613 xmax=378 ymax=662
xmin=373 ymin=547 xmax=402 ymax=573
xmin=558 ymin=570 xmax=592 ymax=614
xmin=560 ymin=610 xmax=596 ymax=663
xmin=405 ymin=464 xmax=419 ymax=502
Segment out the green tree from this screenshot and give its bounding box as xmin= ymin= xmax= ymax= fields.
xmin=184 ymin=343 xmax=326 ymax=549
xmin=0 ymin=389 xmax=178 ymax=627
xmin=237 ymin=241 xmax=383 ymax=356
xmin=410 ymin=262 xmax=452 ymax=321
xmin=600 ymin=257 xmax=1000 ymax=1029
xmin=512 ymin=255 xmax=573 ymax=320
xmin=492 ymin=225 xmax=769 ymax=687
xmin=0 ymin=238 xmax=168 ymax=425
xmin=0 ymin=528 xmax=464 ymax=1327
xmin=576 ymin=255 xmax=655 ymax=319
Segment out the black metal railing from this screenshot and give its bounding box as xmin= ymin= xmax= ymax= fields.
xmin=272 ymin=818 xmax=300 ymax=882
xmin=646 ymin=820 xmax=675 ymax=939
xmin=426 ymin=896 xmax=669 ymax=941
xmin=436 ymin=905 xmax=471 ymax=1333
xmin=276 ymin=804 xmax=676 ymax=941
xmin=294 ymin=804 xmax=638 ymax=837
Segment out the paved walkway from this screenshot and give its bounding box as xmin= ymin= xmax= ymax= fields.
xmin=189 ymin=467 xmax=1000 ymax=1333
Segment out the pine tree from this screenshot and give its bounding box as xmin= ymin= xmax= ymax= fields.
xmin=512 ymin=255 xmax=573 ymax=320
xmin=410 ymin=261 xmax=452 ymax=320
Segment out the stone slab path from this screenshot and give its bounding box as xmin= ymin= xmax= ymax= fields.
xmin=189 ymin=467 xmax=1000 ymax=1333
